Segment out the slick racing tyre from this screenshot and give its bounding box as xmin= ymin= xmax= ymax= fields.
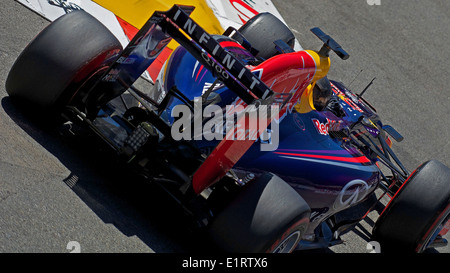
xmin=6 ymin=11 xmax=122 ymax=117
xmin=236 ymin=12 xmax=296 ymax=60
xmin=372 ymin=160 xmax=450 ymax=253
xmin=208 ymin=173 xmax=310 ymax=253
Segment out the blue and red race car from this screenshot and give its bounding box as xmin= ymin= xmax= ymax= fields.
xmin=6 ymin=5 xmax=450 ymax=253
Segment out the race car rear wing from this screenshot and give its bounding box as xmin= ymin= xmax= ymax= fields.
xmin=96 ymin=5 xmax=282 ymax=194
xmin=98 ymin=5 xmax=275 ymax=107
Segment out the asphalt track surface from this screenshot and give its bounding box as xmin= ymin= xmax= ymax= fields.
xmin=0 ymin=0 xmax=449 ymax=254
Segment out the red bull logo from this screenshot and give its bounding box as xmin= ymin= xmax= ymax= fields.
xmin=312 ymin=118 xmax=341 ymax=135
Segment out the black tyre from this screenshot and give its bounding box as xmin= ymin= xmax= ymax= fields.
xmin=236 ymin=12 xmax=296 ymax=60
xmin=372 ymin=160 xmax=450 ymax=253
xmin=208 ymin=173 xmax=310 ymax=253
xmin=6 ymin=11 xmax=122 ymax=115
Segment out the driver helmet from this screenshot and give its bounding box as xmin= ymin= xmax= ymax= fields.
xmin=313 ymin=76 xmax=332 ymax=111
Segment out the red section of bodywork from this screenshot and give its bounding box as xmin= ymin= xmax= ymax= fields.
xmin=274 ymin=152 xmax=371 ymax=164
xmin=148 ymin=47 xmax=173 ymax=80
xmin=192 ymin=51 xmax=317 ymax=194
xmin=219 ymin=41 xmax=246 ymax=50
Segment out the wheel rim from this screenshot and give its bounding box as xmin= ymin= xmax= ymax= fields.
xmin=272 ymin=230 xmax=301 ymax=253
xmin=418 ymin=206 xmax=450 ymax=252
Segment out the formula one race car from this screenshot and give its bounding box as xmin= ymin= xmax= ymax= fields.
xmin=6 ymin=5 xmax=450 ymax=253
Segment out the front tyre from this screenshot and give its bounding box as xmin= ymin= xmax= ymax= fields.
xmin=372 ymin=160 xmax=450 ymax=252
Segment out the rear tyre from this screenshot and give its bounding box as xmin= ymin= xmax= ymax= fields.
xmin=6 ymin=11 xmax=122 ymax=119
xmin=208 ymin=173 xmax=310 ymax=253
xmin=236 ymin=12 xmax=296 ymax=60
xmin=372 ymin=160 xmax=450 ymax=253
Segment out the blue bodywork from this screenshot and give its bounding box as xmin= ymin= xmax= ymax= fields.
xmin=154 ymin=46 xmax=382 ymax=234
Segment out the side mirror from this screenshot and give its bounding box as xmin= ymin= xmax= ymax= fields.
xmin=310 ymin=27 xmax=350 ymax=60
xmin=382 ymin=125 xmax=404 ymax=142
